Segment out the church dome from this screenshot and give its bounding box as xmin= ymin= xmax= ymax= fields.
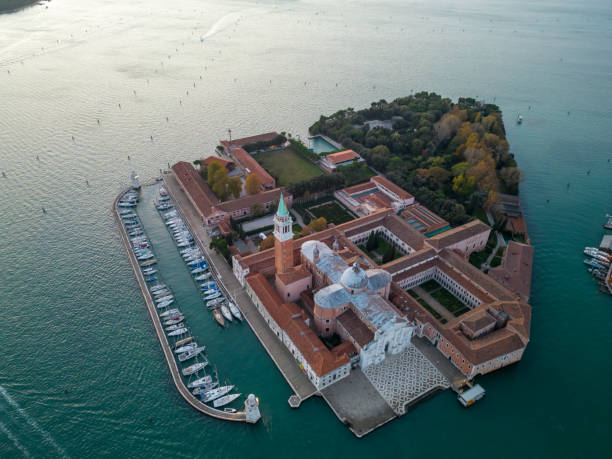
xmin=340 ymin=261 xmax=368 ymax=291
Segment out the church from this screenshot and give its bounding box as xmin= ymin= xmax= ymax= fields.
xmin=242 ymin=194 xmax=415 ymax=390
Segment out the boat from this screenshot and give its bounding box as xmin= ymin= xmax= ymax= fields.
xmin=167 ymin=327 xmax=188 ymax=337
xmin=142 ymin=268 xmax=157 ymax=275
xmin=191 ymin=267 xmax=207 ymax=275
xmin=220 ymin=304 xmax=232 ymax=322
xmin=182 ymin=361 xmax=207 ymax=376
xmin=207 ymin=298 xmax=224 ymax=308
xmin=194 ymin=273 xmax=212 ymax=281
xmin=458 ymin=384 xmax=485 ymax=407
xmin=224 ymin=408 xmax=237 ymax=413
xmin=212 ymin=308 xmax=225 ymax=327
xmin=604 ymin=215 xmax=612 ymax=230
xmin=178 ymin=346 xmax=206 ymax=362
xmin=164 ymin=316 xmax=184 ymax=326
xmin=150 ymin=284 xmax=166 ymax=291
xmin=156 ymin=299 xmax=174 ymax=309
xmin=140 ymin=259 xmax=157 ymax=267
xmin=213 ymin=393 xmax=241 ymax=408
xmin=131 ymin=171 xmax=141 ymax=190
xmin=155 ymin=295 xmax=174 ymax=303
xmin=175 ymin=342 xmax=198 ymax=354
xmin=145 ymin=276 xmax=157 ymax=282
xmin=202 ymin=288 xmax=219 ymax=296
xmin=187 ymin=375 xmax=213 ymax=388
xmin=516 ymin=114 xmax=522 ymax=124
xmin=204 ymin=291 xmax=222 ymax=301
xmin=228 ymin=303 xmax=243 ymax=321
xmin=192 ymin=382 xmax=219 ymax=395
xmin=120 ymin=210 xmax=134 ymax=215
xmin=165 ymin=323 xmax=185 ymax=332
xmin=160 ymin=308 xmax=180 ymax=318
xmin=584 ymin=259 xmax=605 ymax=270
xmin=202 ymin=385 xmax=234 ymax=403
xmin=174 ymin=336 xmax=194 ymax=347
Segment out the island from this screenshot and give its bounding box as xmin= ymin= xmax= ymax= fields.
xmin=151 ymin=92 xmax=533 ymax=437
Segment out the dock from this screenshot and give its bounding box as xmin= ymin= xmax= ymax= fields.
xmin=113 ymin=188 xmax=249 ymax=422
xmin=163 ymin=174 xmax=318 ymax=405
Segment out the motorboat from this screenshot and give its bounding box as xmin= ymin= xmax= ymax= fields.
xmin=145 ymin=276 xmax=157 ymax=282
xmin=142 ymin=268 xmax=157 ymax=275
xmin=207 ymin=298 xmax=223 ymax=308
xmin=213 ymin=393 xmax=241 ymax=408
xmin=165 ymin=323 xmax=185 ymax=332
xmin=178 ymin=346 xmax=206 ymax=362
xmin=220 ymin=304 xmax=232 ymax=322
xmin=156 ymin=299 xmax=174 ymax=309
xmin=192 ymin=382 xmax=219 ymax=395
xmin=187 ymin=375 xmax=213 ymax=388
xmin=195 ymin=273 xmax=212 ymax=281
xmin=160 ymin=308 xmax=180 ymax=318
xmin=164 ymin=316 xmax=184 ymax=326
xmin=201 ymin=385 xmax=234 ymax=403
xmin=204 ymin=291 xmax=222 ymax=301
xmin=175 ymin=342 xmax=198 ymax=354
xmin=174 ymin=336 xmax=194 ymax=347
xmin=191 ymin=267 xmax=207 ymax=275
xmin=228 ymin=303 xmax=243 ymax=321
xmin=182 ymin=361 xmax=207 ymax=376
xmin=167 ymin=327 xmax=188 ymax=337
xmin=212 ymin=308 xmax=224 ymax=327
xmin=202 ymin=288 xmax=218 ymax=296
xmin=584 ymin=259 xmax=605 ymax=270
xmin=140 ymin=259 xmax=157 ymax=267
xmin=224 ymin=408 xmax=237 ymax=413
xmin=155 ymin=295 xmax=174 ymax=303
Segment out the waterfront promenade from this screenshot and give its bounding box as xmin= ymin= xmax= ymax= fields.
xmin=163 ymin=174 xmax=318 ymax=404
xmin=113 ymin=188 xmax=248 ymax=422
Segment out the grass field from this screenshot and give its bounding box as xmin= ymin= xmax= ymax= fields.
xmin=309 ymin=201 xmax=355 ymax=225
xmin=255 ymin=147 xmax=323 ymax=186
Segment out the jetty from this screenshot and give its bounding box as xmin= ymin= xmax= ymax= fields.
xmin=113 ymin=188 xmax=253 ymax=423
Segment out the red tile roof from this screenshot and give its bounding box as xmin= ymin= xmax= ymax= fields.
xmin=203 ymin=156 xmax=235 ymax=170
xmin=171 ymin=161 xmax=219 ymax=217
xmin=230 ymin=147 xmax=275 ymax=189
xmin=371 ymin=175 xmax=413 ymax=200
xmin=325 ymin=149 xmax=361 ymax=165
xmin=221 ymin=132 xmax=280 ymax=149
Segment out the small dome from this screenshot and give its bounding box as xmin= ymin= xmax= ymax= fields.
xmin=340 ymin=261 xmax=368 ymax=291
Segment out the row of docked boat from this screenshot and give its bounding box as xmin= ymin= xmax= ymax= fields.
xmin=152 ymin=185 xmax=243 ymax=410
xmin=158 ymin=202 xmax=243 ymax=328
xmin=583 ymin=245 xmax=612 ymax=292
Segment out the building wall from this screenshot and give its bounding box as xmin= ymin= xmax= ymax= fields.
xmin=275 ymin=238 xmax=294 ymax=274
xmin=313 ymin=302 xmax=347 ymax=336
xmin=396 ymin=267 xmax=436 ymax=290
xmin=275 ymin=274 xmax=312 ymax=303
xmin=232 ymin=257 xmax=250 ymax=286
xmin=360 ymin=321 xmax=414 ymax=369
xmin=446 ymin=229 xmax=490 ymax=256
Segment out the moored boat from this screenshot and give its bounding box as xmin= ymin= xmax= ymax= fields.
xmin=228 ymin=302 xmax=243 ymax=321
xmin=182 ymin=361 xmax=207 ymax=376
xmin=160 ymin=308 xmax=180 ymax=318
xmin=212 ymin=308 xmax=224 ymax=327
xmin=202 ymin=385 xmax=234 ymax=403
xmin=167 ymin=327 xmax=188 ymax=337
xmin=178 ymin=346 xmax=206 ymax=362
xmin=187 ymin=375 xmax=213 ymax=388
xmin=165 ymin=323 xmax=185 ymax=332
xmin=164 ymin=316 xmax=184 ymax=326
xmin=192 ymin=382 xmax=219 ymax=395
xmin=174 ymin=336 xmax=194 ymax=347
xmin=213 ymin=393 xmax=241 ymax=408
xmin=175 ymin=342 xmax=198 ymax=354
xmin=221 ymin=304 xmax=232 ymax=322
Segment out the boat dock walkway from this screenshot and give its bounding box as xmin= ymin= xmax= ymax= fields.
xmin=113 ymin=188 xmax=248 ymax=422
xmin=163 ymin=174 xmax=317 ymax=404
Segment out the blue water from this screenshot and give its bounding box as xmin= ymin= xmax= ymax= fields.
xmin=1 ymin=0 xmax=611 ymax=457
xmin=310 ymin=136 xmax=338 ymax=154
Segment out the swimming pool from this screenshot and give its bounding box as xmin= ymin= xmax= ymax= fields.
xmin=309 ymin=135 xmax=339 ymax=154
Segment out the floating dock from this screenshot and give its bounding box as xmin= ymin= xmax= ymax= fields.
xmin=113 ymin=187 xmax=253 ymax=423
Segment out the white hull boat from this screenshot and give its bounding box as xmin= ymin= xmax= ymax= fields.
xmin=228 ymin=303 xmax=243 ymax=321
xmin=202 ymin=385 xmax=234 ymax=403
xmin=182 ymin=361 xmax=207 ymax=376
xmin=213 ymin=393 xmax=241 ymax=408
xmin=221 ymin=304 xmax=232 ymax=322
xmin=167 ymin=327 xmax=188 ymax=337
xmin=187 ymin=375 xmax=213 ymax=388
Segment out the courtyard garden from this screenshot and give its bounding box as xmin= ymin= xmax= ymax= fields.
xmin=254 ymin=146 xmax=323 ymax=186
xmin=359 ymin=232 xmax=403 ymax=265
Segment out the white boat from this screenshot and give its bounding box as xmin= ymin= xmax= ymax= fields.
xmin=192 ymin=382 xmax=219 ymax=395
xmin=202 ymin=288 xmax=218 ymax=296
xmin=174 ymin=336 xmax=194 ymax=347
xmin=165 ymin=323 xmax=185 ymax=332
xmin=156 ymin=299 xmax=174 ymax=309
xmin=191 ymin=267 xmax=207 ymax=275
xmin=178 ymin=346 xmax=206 ymax=362
xmin=195 ymin=273 xmax=212 ymax=281
xmin=155 ymin=295 xmax=174 ymax=303
xmin=204 ymin=291 xmax=222 ymax=301
xmin=228 ymin=303 xmax=243 ymax=321
xmin=175 ymin=343 xmax=198 ymax=354
xmin=150 ymin=284 xmax=166 ymax=291
xmin=167 ymin=327 xmax=188 ymax=337
xmin=187 ymin=375 xmax=213 ymax=388
xmin=182 ymin=361 xmax=207 ymax=376
xmin=159 ymin=308 xmax=180 ymax=318
xmin=207 ymin=298 xmax=223 ymax=307
xmin=220 ymin=304 xmax=232 ymax=322
xmin=213 ymin=393 xmax=241 ymax=408
xmin=163 ymin=316 xmax=184 ymax=326
xmin=201 ymin=385 xmax=234 ymax=403
xmin=224 ymin=408 xmax=237 ymax=413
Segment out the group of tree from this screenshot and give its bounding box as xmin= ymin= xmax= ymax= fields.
xmin=242 ymin=134 xmax=287 ymax=153
xmin=308 ymin=92 xmax=523 ymax=224
xmin=297 ymin=217 xmax=327 ymax=238
xmin=205 ymin=160 xmax=242 ymax=200
xmin=244 ymin=173 xmax=260 ymax=195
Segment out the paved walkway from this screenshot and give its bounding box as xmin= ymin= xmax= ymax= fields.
xmin=290 ymin=208 xmax=305 ymax=228
xmin=412 ymin=336 xmax=467 ymax=390
xmin=163 ymin=174 xmax=317 ymax=402
xmin=413 ymin=286 xmax=455 ymax=322
xmin=320 ymin=370 xmax=396 ymax=438
xmin=241 ymin=215 xmax=274 ymax=232
xmin=483 ymin=210 xmax=507 ymax=270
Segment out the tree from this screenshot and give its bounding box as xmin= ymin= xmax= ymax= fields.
xmin=452 ymin=174 xmax=476 ymax=197
xmin=259 ymin=234 xmax=275 ymax=250
xmin=309 ymin=217 xmax=327 ymax=232
xmin=211 ymin=168 xmax=230 ymax=199
xmin=244 ymin=173 xmax=260 ymax=195
xmin=366 ymin=232 xmax=378 ymax=251
xmin=207 ymin=160 xmax=223 ymax=187
xmin=382 ymin=244 xmax=395 ymax=263
xmin=228 ymin=177 xmax=242 ymax=199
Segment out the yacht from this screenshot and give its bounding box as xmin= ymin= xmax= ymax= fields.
xmin=163 ymin=316 xmax=184 ymax=326
xmin=212 ymin=308 xmax=224 ymax=327
xmin=228 ymin=303 xmax=243 ymax=321
xmin=178 ymin=346 xmax=206 ymax=362
xmin=220 ymin=304 xmax=232 ymax=322
xmin=174 ymin=336 xmax=194 ymax=347
xmin=167 ymin=327 xmax=188 ymax=337
xmin=213 ymin=393 xmax=241 ymax=408
xmin=195 ymin=273 xmax=212 ymax=281
xmin=160 ymin=308 xmax=180 ymax=318
xmin=156 ymin=299 xmax=174 ymax=309
xmin=165 ymin=323 xmax=185 ymax=332
xmin=175 ymin=342 xmax=198 ymax=354
xmin=182 ymin=361 xmax=208 ymax=376
xmin=201 ymin=385 xmax=234 ymax=403
xmin=207 ymin=298 xmax=224 ymax=308
xmin=192 ymin=382 xmax=219 ymax=395
xmin=584 ymin=259 xmax=606 ymax=270
xmin=187 ymin=375 xmax=213 ymax=388
xmin=191 ymin=267 xmax=207 ymax=275
xmin=204 ymin=291 xmax=222 ymax=301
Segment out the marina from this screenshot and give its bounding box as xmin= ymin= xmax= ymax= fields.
xmin=113 ymin=184 xmax=260 ymax=424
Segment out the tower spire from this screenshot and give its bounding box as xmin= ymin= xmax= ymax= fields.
xmin=277 ymin=191 xmax=289 ymax=217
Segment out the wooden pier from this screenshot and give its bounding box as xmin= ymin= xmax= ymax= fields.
xmin=113 ymin=188 xmax=250 ymax=423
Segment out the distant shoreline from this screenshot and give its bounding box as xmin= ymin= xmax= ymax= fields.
xmin=0 ymin=0 xmax=45 ymax=14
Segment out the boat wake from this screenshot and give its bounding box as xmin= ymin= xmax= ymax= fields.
xmin=0 ymin=385 xmax=68 ymax=458
xmin=200 ymin=10 xmax=245 ymax=41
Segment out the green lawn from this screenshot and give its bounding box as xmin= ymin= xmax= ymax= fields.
xmin=308 ymin=201 xmax=355 ymax=225
xmin=255 ymin=147 xmax=323 ymax=186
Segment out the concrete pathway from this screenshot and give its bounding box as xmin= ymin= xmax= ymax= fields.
xmin=163 ymin=174 xmax=317 ymax=402
xmin=482 ymin=210 xmax=507 ymax=270
xmin=290 ymin=208 xmax=305 ymax=228
xmin=412 ymin=286 xmax=455 ymax=322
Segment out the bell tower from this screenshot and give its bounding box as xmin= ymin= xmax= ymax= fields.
xmin=274 ymin=192 xmax=294 ymax=274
